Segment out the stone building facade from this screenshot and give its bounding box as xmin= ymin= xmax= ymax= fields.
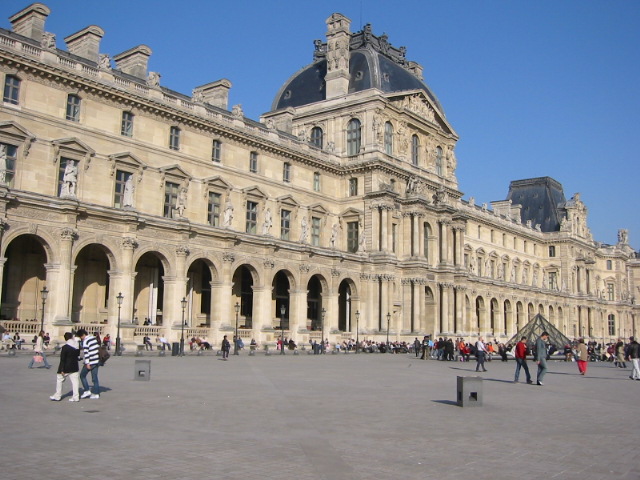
xmin=0 ymin=4 xmax=637 ymax=347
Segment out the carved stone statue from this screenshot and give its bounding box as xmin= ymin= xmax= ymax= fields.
xmin=147 ymin=71 xmax=161 ymax=87
xmin=330 ymin=223 xmax=340 ymax=248
xmin=123 ymin=174 xmax=134 ymax=207
xmin=299 ymin=216 xmax=308 ymax=243
xmin=0 ymin=144 xmax=7 ymax=184
xmin=262 ymin=208 xmax=272 ymax=235
xmin=232 ymin=104 xmax=244 ymax=118
xmin=60 ymin=159 xmax=78 ymax=197
xmin=223 ymin=197 xmax=234 ymax=227
xmin=98 ymin=54 xmax=111 ymax=70
xmin=357 ymin=220 xmax=366 ymax=254
xmin=618 ymin=229 xmax=629 ymax=244
xmin=176 ymin=187 xmax=187 ymax=217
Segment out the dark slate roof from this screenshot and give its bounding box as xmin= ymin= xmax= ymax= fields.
xmin=271 ymin=25 xmax=443 ymax=113
xmin=506 ymin=177 xmax=567 ymax=232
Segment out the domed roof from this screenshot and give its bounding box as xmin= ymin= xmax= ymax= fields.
xmin=271 ymin=25 xmax=444 ymax=114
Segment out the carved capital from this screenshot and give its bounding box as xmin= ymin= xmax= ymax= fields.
xmin=299 ymin=264 xmax=311 ymax=274
xmin=122 ymin=237 xmax=138 ymax=250
xmin=331 ymin=269 xmax=341 ymax=277
xmin=222 ymin=253 xmax=235 ymax=263
xmin=264 ymin=259 xmax=275 ymax=269
xmin=60 ymin=227 xmax=77 ymax=242
xmin=176 ymin=245 xmax=190 ymax=257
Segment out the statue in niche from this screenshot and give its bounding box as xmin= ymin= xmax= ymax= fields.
xmin=532 ymin=269 xmax=538 ymax=287
xmin=522 ymin=268 xmax=528 ymax=285
xmin=60 ymin=159 xmax=78 ymax=197
xmin=469 ymin=257 xmax=476 ymax=274
xmin=510 ymin=266 xmax=516 ymax=283
xmin=223 ymin=197 xmax=234 ymax=227
xmin=262 ymin=208 xmax=273 ymax=235
xmin=299 ymin=216 xmax=308 ymax=243
xmin=497 ymin=263 xmax=504 ymax=281
xmin=372 ymin=114 xmax=383 ymax=143
xmin=330 ymin=223 xmax=340 ymax=248
xmin=123 ymin=174 xmax=134 ymax=207
xmin=0 ymin=144 xmax=7 ymax=184
xmin=357 ymin=220 xmax=367 ymax=254
xmin=175 ymin=187 xmax=187 ymax=217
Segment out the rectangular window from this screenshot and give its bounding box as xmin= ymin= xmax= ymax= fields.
xmin=0 ymin=143 xmax=17 ymax=187
xmin=207 ymin=192 xmax=221 ymax=226
xmin=313 ymin=172 xmax=320 ymax=192
xmin=311 ymin=216 xmax=321 ymax=246
xmin=113 ymin=170 xmax=131 ymax=209
xmin=606 ymin=260 xmax=612 ymax=270
xmin=607 ymin=284 xmax=615 ymax=301
xmin=283 ymin=162 xmax=291 ymax=182
xmin=549 ymin=271 xmax=557 ymax=290
xmin=490 ymin=230 xmax=495 ymax=243
xmin=169 ymin=126 xmax=180 ymax=151
xmin=549 ymin=246 xmax=556 ymax=257
xmin=3 ymin=75 xmax=20 ymax=105
xmin=392 ymin=224 xmax=397 ymax=253
xmin=347 ymin=221 xmax=359 ymax=253
xmin=246 ymin=201 xmax=258 ymax=234
xmin=66 ymin=94 xmax=81 ymax=122
xmin=249 ymin=151 xmax=258 ymax=173
xmin=280 ymin=209 xmax=291 ymax=240
xmin=164 ymin=181 xmax=179 ymax=218
xmin=121 ymin=111 xmax=134 ymax=137
xmin=348 ymin=178 xmax=358 ymax=197
xmin=608 ymin=315 xmax=615 ymax=336
xmin=212 ymin=140 xmax=221 ymax=163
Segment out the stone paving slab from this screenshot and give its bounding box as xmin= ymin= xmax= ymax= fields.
xmin=1 ymin=351 xmax=638 ymax=480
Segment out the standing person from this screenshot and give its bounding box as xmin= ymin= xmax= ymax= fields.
xmin=626 ymin=336 xmax=640 ymax=380
xmin=50 ymin=332 xmax=80 ymax=402
xmin=535 ymin=331 xmax=550 ymax=386
xmin=413 ymin=337 xmax=421 ymax=358
xmin=616 ymin=339 xmax=627 ymax=368
xmin=221 ymin=335 xmax=230 ymax=360
xmin=76 ymin=329 xmax=101 ymax=399
xmin=475 ymin=336 xmax=488 ymax=372
xmin=420 ymin=336 xmax=429 ymax=360
xmin=576 ymin=338 xmax=589 ymax=375
xmin=28 ymin=331 xmax=51 ymax=369
xmin=514 ymin=337 xmax=532 ymax=384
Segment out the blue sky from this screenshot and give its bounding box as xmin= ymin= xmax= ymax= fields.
xmin=3 ymin=0 xmax=639 ymax=249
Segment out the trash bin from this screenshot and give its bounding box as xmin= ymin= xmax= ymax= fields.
xmin=457 ymin=376 xmax=483 ymax=407
xmin=171 ymin=342 xmax=180 ymax=356
xmin=134 ymin=360 xmax=151 ymax=381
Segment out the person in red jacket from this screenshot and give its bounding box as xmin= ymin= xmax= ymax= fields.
xmin=514 ymin=336 xmax=533 ymax=384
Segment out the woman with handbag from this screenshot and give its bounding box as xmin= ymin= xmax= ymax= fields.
xmin=28 ymin=330 xmax=51 ymax=369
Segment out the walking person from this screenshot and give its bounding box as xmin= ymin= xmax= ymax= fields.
xmin=413 ymin=337 xmax=421 ymax=358
xmin=626 ymin=336 xmax=640 ymax=380
xmin=576 ymin=338 xmax=589 ymax=375
xmin=76 ymin=329 xmax=101 ymax=399
xmin=616 ymin=339 xmax=627 ymax=368
xmin=221 ymin=335 xmax=230 ymax=360
xmin=50 ymin=332 xmax=80 ymax=402
xmin=535 ymin=331 xmax=550 ymax=386
xmin=514 ymin=336 xmax=532 ymax=384
xmin=475 ymin=336 xmax=488 ymax=372
xmin=28 ymin=330 xmax=51 ymax=369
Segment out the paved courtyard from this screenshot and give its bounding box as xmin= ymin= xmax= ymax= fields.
xmin=1 ymin=348 xmax=638 ymax=480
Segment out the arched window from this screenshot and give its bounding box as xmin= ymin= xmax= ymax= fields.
xmin=411 ymin=135 xmax=419 ymax=165
xmin=346 ymin=119 xmax=361 ymax=156
xmin=310 ymin=127 xmax=323 ymax=149
xmin=384 ymin=122 xmax=393 ymax=155
xmin=435 ymin=146 xmax=443 ymax=176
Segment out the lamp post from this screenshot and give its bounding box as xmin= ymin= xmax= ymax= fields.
xmin=233 ymin=302 xmax=240 ymax=355
xmin=180 ymin=297 xmax=187 ymax=356
xmin=386 ymin=312 xmax=391 ymax=351
xmin=321 ymin=307 xmax=326 ymax=354
xmin=39 ymin=286 xmax=48 ymax=335
xmin=115 ymin=292 xmax=123 ymax=356
xmin=355 ymin=310 xmax=360 ymax=354
xmin=280 ymin=304 xmax=286 ymax=355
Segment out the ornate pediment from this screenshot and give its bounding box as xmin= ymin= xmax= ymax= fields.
xmin=159 ymin=164 xmax=191 ymax=181
xmin=107 ymin=152 xmax=147 ymax=176
xmin=0 ymin=121 xmax=36 ymax=143
xmin=241 ymin=185 xmax=267 ymax=199
xmin=202 ymin=175 xmax=232 ymax=191
xmin=308 ymin=203 xmax=329 ymax=215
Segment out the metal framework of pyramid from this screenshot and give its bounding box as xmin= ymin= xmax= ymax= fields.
xmin=506 ymin=313 xmax=572 ymax=347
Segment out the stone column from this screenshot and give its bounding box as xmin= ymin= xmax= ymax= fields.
xmin=438 ymin=220 xmax=450 ymax=266
xmin=418 ymin=218 xmax=425 ymax=258
xmin=380 ymin=208 xmax=388 ymax=252
xmin=252 ymin=285 xmax=270 ymax=338
xmin=413 ymin=281 xmax=422 ymax=333
xmin=219 ymin=253 xmax=235 ymax=333
xmin=53 ymin=228 xmax=76 ymax=323
xmin=439 ymin=283 xmax=450 ymax=334
xmin=120 ymin=237 xmax=138 ymax=324
xmin=371 ymin=206 xmax=380 ymax=251
xmin=289 ymin=287 xmax=307 ymax=337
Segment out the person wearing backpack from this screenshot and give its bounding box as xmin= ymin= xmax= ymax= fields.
xmin=76 ymin=329 xmax=101 ymax=399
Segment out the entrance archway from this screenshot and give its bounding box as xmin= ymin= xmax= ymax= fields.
xmin=72 ymin=244 xmax=112 ymax=324
xmin=133 ymin=252 xmax=166 ymax=325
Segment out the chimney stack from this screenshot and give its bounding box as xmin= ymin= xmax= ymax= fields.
xmin=192 ymin=79 xmax=232 ymax=110
xmin=64 ymin=26 xmax=104 ymax=63
xmin=9 ymin=2 xmax=50 ymax=41
xmin=113 ymin=45 xmax=152 ymax=79
xmin=324 ymin=13 xmax=351 ymax=99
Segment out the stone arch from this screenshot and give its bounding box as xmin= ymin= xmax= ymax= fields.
xmin=186 ymin=257 xmax=219 ymax=327
xmin=232 ymin=263 xmax=260 ymax=329
xmin=475 ymin=296 xmax=485 ymax=333
xmin=71 ymin=243 xmax=116 ymax=324
xmin=1 ymin=233 xmax=51 ymax=320
xmin=133 ymin=250 xmax=170 ymax=325
xmin=307 ymin=274 xmax=326 ymax=331
xmin=490 ymin=298 xmax=499 ymax=335
xmin=503 ymin=299 xmax=512 ymax=337
xmin=272 ymin=269 xmax=292 ymax=330
xmin=337 ymin=278 xmax=356 ymax=332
